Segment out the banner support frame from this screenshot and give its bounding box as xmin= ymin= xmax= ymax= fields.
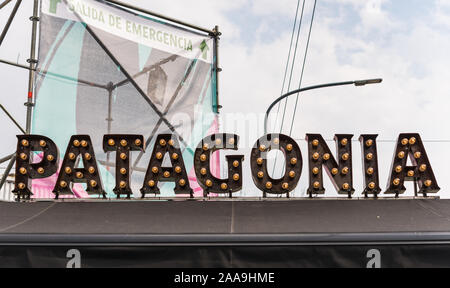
xmin=0 ymin=0 xmax=13 ymax=10
xmin=64 ymin=2 xmax=191 ymax=150
xmin=25 ymin=0 xmax=39 ymax=135
xmin=103 ymin=0 xmax=222 ymax=112
xmin=0 ymin=0 xmax=22 ymax=46
xmin=213 ymin=25 xmax=222 ymax=113
xmin=0 ymin=0 xmax=38 ymax=196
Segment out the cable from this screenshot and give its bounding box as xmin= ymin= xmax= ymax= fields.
xmin=271 ymin=0 xmax=302 ymax=132
xmin=289 ymin=0 xmax=318 ymax=137
xmin=271 ymin=0 xmax=307 ymax=177
xmin=277 ymin=0 xmax=307 ymax=134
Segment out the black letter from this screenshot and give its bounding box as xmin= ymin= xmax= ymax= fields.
xmin=194 ymin=134 xmax=244 ymax=196
xmin=53 ymin=135 xmax=104 ymax=199
xmin=141 ymin=134 xmax=193 ymax=197
xmin=306 ymin=134 xmax=354 ymax=197
xmin=13 ymin=135 xmax=59 ymax=200
xmin=386 ymin=133 xmax=440 ymax=196
xmin=103 ymin=135 xmax=144 ymax=199
xmin=359 ymin=135 xmax=381 ymax=197
xmin=250 ymin=134 xmax=301 ymax=196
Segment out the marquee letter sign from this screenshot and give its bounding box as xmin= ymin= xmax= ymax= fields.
xmin=194 ymin=133 xmax=244 ymax=197
xmin=250 ymin=134 xmax=302 ymax=196
xmin=385 ymin=133 xmax=440 ymax=196
xmin=141 ymin=134 xmax=193 ymax=197
xmin=53 ymin=135 xmax=104 ymax=199
xmin=306 ymin=134 xmax=354 ymax=197
xmin=13 ymin=135 xmax=59 ymax=200
xmin=11 ymin=132 xmax=440 ymax=200
xmin=103 ymin=135 xmax=145 ymax=199
xmin=359 ymin=135 xmax=381 ymax=197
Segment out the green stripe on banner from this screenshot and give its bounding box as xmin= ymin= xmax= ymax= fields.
xmin=39 ymin=21 xmax=73 ymax=72
xmin=211 ymin=59 xmax=218 ymax=113
xmin=32 ymin=21 xmax=85 ymax=150
xmin=138 ymin=44 xmax=152 ymax=72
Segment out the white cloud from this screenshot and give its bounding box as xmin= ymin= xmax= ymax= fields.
xmin=434 ymin=0 xmax=450 ymax=29
xmin=249 ymin=0 xmax=298 ymax=16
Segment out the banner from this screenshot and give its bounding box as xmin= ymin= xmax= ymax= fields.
xmin=41 ymin=0 xmax=215 ymax=62
xmin=32 ymin=0 xmax=220 ymax=198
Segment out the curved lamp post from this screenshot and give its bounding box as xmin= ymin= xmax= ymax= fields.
xmin=264 ymin=78 xmax=383 ymax=135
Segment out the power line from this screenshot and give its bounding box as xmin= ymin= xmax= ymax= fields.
xmin=272 ymin=0 xmax=310 ymax=177
xmin=277 ymin=0 xmax=306 ymax=135
xmin=288 ymin=0 xmax=318 ymax=137
xmin=271 ymin=0 xmax=304 ymax=132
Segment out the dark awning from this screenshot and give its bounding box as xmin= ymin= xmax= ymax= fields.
xmin=1 ymin=199 xmax=450 ymax=267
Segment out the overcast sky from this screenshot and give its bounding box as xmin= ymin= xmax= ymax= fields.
xmin=1 ymin=0 xmax=449 ymax=198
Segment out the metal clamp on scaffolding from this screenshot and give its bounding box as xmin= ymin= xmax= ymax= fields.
xmin=26 ymin=58 xmax=38 ymax=64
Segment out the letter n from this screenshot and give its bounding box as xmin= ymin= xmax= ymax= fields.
xmin=306 ymin=134 xmax=354 ymax=197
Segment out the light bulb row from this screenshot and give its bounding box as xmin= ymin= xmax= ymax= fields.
xmin=108 ymin=138 xmax=142 ymax=147
xmin=361 ymin=137 xmax=378 ymax=193
xmin=401 ymin=137 xmax=416 ymax=146
xmin=59 ymin=179 xmax=98 ymax=188
xmin=72 ymin=139 xmax=89 ymax=147
xmin=155 ymin=152 xmax=179 ymax=160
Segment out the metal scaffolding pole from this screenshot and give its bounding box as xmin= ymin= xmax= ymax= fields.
xmin=113 ymin=55 xmax=178 ymax=89
xmin=0 ymin=58 xmax=109 ymax=90
xmin=0 ymin=0 xmax=39 ymax=194
xmin=130 ymin=58 xmax=198 ymax=173
xmin=213 ymin=25 xmax=221 ymax=112
xmin=0 ymin=155 xmax=15 ymax=192
xmin=105 ymin=82 xmax=114 ymax=171
xmin=0 ymin=153 xmax=14 ymax=165
xmin=104 ymin=2 xmax=221 ymax=111
xmin=0 ymin=0 xmax=13 ymax=10
xmin=0 ymin=58 xmax=30 ymax=70
xmin=65 ymin=4 xmax=190 ymax=149
xmin=0 ymin=104 xmax=26 ymax=134
xmin=0 ymin=0 xmax=22 ymax=46
xmin=25 ymin=0 xmax=39 ymax=134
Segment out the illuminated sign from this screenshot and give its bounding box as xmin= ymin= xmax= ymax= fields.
xmin=12 ymin=133 xmax=440 ymax=200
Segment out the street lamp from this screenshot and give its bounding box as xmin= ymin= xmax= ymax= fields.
xmin=264 ymin=78 xmax=383 ymax=134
